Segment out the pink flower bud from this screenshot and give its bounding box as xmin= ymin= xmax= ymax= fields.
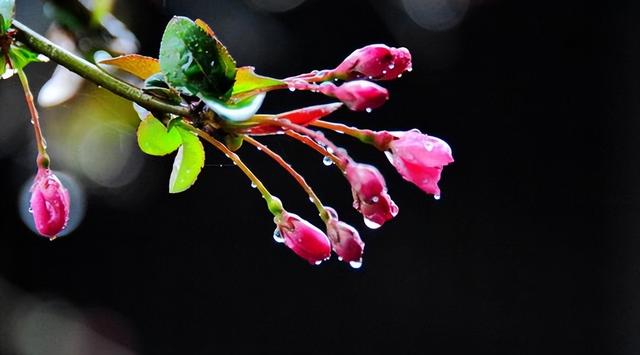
xmin=333 ymin=44 xmax=412 ymax=81
xmin=326 ymin=216 xmax=364 ymax=263
xmin=387 ymin=129 xmax=454 ymax=196
xmin=318 ymin=81 xmax=388 ymax=112
xmin=30 ymin=168 xmax=71 ymax=238
xmin=345 ymin=163 xmax=398 ymax=228
xmin=275 ymin=212 xmax=331 ymax=264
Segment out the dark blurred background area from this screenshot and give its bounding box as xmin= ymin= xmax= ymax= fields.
xmin=0 ymin=0 xmax=639 ymax=354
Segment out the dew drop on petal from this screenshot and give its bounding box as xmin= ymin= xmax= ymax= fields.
xmin=371 ymin=196 xmax=379 ymax=203
xmin=424 ymin=141 xmax=434 ymax=151
xmin=322 ymin=156 xmax=333 ymax=166
xmin=363 ymin=217 xmax=382 ymax=229
xmin=365 ymin=108 xmax=372 ymax=113
xmin=434 ymin=194 xmax=441 ymax=200
xmin=349 ymin=260 xmax=363 ymax=269
xmin=314 ymin=260 xmax=322 ymax=265
xmin=382 ymin=70 xmax=387 ymax=75
xmin=407 ymin=67 xmax=413 ymax=72
xmin=338 ymin=256 xmax=343 ymax=261
xmin=388 ymin=63 xmax=395 ymax=70
xmin=273 ymin=228 xmax=285 ymax=243
xmin=397 ymin=74 xmax=403 ymax=78
xmin=289 ymin=87 xmax=296 ymax=92
xmin=326 ymin=146 xmax=334 ymax=154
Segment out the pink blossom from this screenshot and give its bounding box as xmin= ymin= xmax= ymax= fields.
xmin=318 ymin=80 xmax=388 ymax=112
xmin=30 ymin=168 xmax=70 ymax=238
xmin=345 ymin=163 xmax=398 ymax=228
xmin=324 ymin=208 xmax=364 ymax=263
xmin=387 ymin=129 xmax=454 ymax=196
xmin=275 ymin=212 xmax=331 ymax=264
xmin=333 ymin=44 xmax=412 ymax=81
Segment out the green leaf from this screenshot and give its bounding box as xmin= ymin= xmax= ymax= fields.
xmin=0 ymin=0 xmax=14 ymax=31
xmin=137 ymin=114 xmax=182 ymax=156
xmin=231 ymin=66 xmax=284 ymax=98
xmin=159 ymin=16 xmax=236 ymax=101
xmin=0 ymin=55 xmax=5 ymax=77
xmin=169 ymin=125 xmax=205 ymax=193
xmin=8 ymin=45 xmax=48 ymax=71
xmin=200 ymin=92 xmax=266 ymax=123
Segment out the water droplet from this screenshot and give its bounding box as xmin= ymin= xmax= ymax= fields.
xmin=424 ymin=142 xmax=434 ymax=151
xmin=365 ymin=108 xmax=372 ymax=113
xmin=363 ymin=217 xmax=382 ymax=229
xmin=434 ymin=194 xmax=441 ymax=200
xmin=326 ymin=147 xmax=334 ymax=154
xmin=349 ymin=260 xmax=363 ymax=269
xmin=397 ymin=74 xmax=403 ymax=78
xmin=210 ymin=60 xmax=216 ymax=67
xmin=251 ymin=182 xmax=257 ymax=188
xmin=288 ymin=87 xmax=296 ymax=92
xmin=388 ymin=63 xmax=395 ymax=69
xmin=382 ymin=70 xmax=387 ymax=75
xmin=371 ymin=196 xmax=379 ymax=203
xmin=368 ymin=76 xmax=373 ymax=79
xmin=314 ymin=260 xmax=322 ymax=265
xmin=322 ymin=156 xmax=333 ymax=166
xmin=28 ymin=207 xmax=33 ymax=213
xmin=309 ymin=197 xmax=314 ymax=203
xmin=338 ymin=256 xmax=343 ymax=261
xmin=232 ymin=162 xmax=237 ymax=165
xmin=407 ymin=67 xmax=413 ymax=72
xmin=273 ymin=228 xmax=285 ymax=243
xmin=256 ymin=146 xmax=262 ymax=151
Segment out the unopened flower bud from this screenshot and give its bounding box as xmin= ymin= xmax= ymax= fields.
xmin=318 ymin=81 xmax=388 ymax=112
xmin=333 ymin=44 xmax=412 ymax=81
xmin=345 ymin=163 xmax=398 ymax=228
xmin=387 ymin=129 xmax=454 ymax=196
xmin=30 ymin=168 xmax=70 ymax=238
xmin=275 ymin=212 xmax=331 ymax=264
xmin=324 ymin=208 xmax=364 ymax=263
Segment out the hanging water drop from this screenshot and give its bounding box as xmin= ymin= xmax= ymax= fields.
xmin=251 ymin=182 xmax=257 ymax=188
xmin=288 ymin=87 xmax=296 ymax=92
xmin=434 ymin=194 xmax=441 ymax=200
xmin=272 ymin=228 xmax=285 ymax=243
xmin=314 ymin=260 xmax=322 ymax=266
xmin=397 ymin=74 xmax=403 ymax=78
xmin=365 ymin=108 xmax=372 ymax=113
xmin=349 ymin=260 xmax=363 ymax=269
xmin=363 ymin=217 xmax=382 ymax=229
xmin=322 ymin=156 xmax=333 ymax=166
xmin=256 ymin=146 xmax=262 ymax=151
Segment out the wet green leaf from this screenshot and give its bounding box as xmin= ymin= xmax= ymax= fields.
xmin=137 ymin=114 xmax=182 ymax=156
xmin=169 ymin=124 xmax=205 ymax=193
xmin=8 ymin=45 xmax=47 ymax=71
xmin=0 ymin=55 xmax=5 ymax=77
xmin=159 ymin=16 xmax=236 ymax=101
xmin=200 ymin=92 xmax=265 ymax=122
xmin=0 ymin=0 xmax=14 ymax=31
xmin=231 ymin=66 xmax=284 ymax=98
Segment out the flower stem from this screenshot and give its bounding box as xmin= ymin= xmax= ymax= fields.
xmin=311 ymin=120 xmax=371 ymax=142
xmin=16 ymin=68 xmax=49 ymax=168
xmin=12 ymin=20 xmax=191 ymax=118
xmin=284 ymin=131 xmax=342 ymax=169
xmin=244 ymin=136 xmax=330 ymax=222
xmin=195 ymin=128 xmax=283 ymax=216
xmin=251 ymin=116 xmax=352 ymax=170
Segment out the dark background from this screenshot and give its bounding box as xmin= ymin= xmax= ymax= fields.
xmin=1 ymin=0 xmax=639 ymax=354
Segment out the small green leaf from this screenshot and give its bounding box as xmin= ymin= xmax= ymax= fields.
xmin=8 ymin=45 xmax=48 ymax=71
xmin=0 ymin=0 xmax=14 ymax=31
xmin=169 ymin=125 xmax=205 ymax=193
xmin=0 ymin=55 xmax=6 ymax=77
xmin=231 ymin=66 xmax=284 ymax=98
xmin=159 ymin=16 xmax=236 ymax=101
xmin=200 ymin=92 xmax=266 ymax=122
xmin=137 ymin=114 xmax=182 ymax=156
